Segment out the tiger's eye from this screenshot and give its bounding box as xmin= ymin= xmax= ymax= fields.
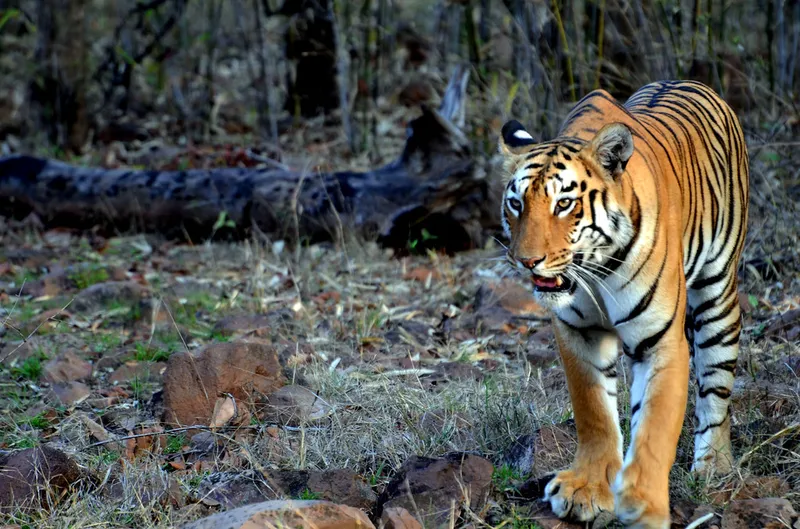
xmin=509 ymin=198 xmax=522 ymax=211
xmin=557 ymin=198 xmax=573 ymax=210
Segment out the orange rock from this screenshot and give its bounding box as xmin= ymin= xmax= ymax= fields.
xmin=380 ymin=507 xmax=422 ymax=529
xmin=162 ymin=342 xmax=285 ymax=429
xmin=181 ymin=499 xmax=376 ymax=529
xmin=42 ymin=350 xmax=92 ymax=383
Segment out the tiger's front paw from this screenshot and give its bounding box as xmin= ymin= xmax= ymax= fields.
xmin=612 ymin=463 xmax=670 ymax=529
xmin=543 ymin=460 xmax=618 ymax=522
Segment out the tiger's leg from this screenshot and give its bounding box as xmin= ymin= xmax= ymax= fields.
xmin=687 ymin=270 xmax=742 ymax=475
xmin=543 ymin=321 xmax=622 ymax=522
xmin=613 ymin=321 xmax=690 ymax=529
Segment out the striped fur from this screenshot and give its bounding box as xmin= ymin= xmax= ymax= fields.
xmin=498 ymin=80 xmax=749 ymax=528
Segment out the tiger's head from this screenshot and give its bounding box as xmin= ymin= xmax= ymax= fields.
xmin=497 ymin=119 xmax=638 ymax=309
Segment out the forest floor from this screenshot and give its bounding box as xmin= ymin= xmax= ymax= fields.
xmin=1 ymin=93 xmax=800 ymax=529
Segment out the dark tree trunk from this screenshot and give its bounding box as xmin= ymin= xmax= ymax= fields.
xmin=0 ymin=67 xmax=492 ymax=254
xmin=29 ymin=0 xmax=90 ymax=154
xmin=283 ymin=0 xmax=340 ymax=118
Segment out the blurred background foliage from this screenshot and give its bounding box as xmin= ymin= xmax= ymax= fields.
xmin=0 ymin=0 xmax=798 ymax=162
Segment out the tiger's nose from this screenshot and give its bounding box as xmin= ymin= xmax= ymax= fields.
xmin=518 ymin=255 xmax=546 ymax=270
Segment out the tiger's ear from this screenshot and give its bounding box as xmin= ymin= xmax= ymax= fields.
xmin=498 ymin=120 xmax=537 ymax=157
xmin=590 ymin=123 xmax=634 ymax=178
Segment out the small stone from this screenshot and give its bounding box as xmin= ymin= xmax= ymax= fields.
xmin=42 ymin=350 xmax=92 ymax=383
xmin=109 ymin=361 xmax=166 ymax=385
xmin=48 ymin=381 xmax=91 ymax=406
xmin=381 ymin=453 xmax=493 ymax=528
xmin=264 ymin=385 xmax=333 ymax=426
xmin=380 ymin=507 xmax=422 ymax=529
xmin=180 ymin=499 xmax=376 ymax=529
xmin=69 ymin=280 xmax=150 ymax=314
xmin=720 ymin=498 xmax=797 ymax=529
xmin=304 ymin=469 xmax=377 ymax=511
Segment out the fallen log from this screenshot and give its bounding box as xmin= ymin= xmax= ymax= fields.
xmin=0 ymin=66 xmax=496 ymax=254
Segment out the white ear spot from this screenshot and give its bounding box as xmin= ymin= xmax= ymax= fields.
xmin=513 ymin=130 xmax=533 ymax=140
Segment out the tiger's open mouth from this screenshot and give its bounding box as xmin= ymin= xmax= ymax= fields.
xmin=529 ymin=254 xmax=581 ymax=294
xmin=531 ymin=273 xmax=573 ymax=293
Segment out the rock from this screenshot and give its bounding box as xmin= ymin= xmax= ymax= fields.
xmin=720 ymin=498 xmax=797 ymax=529
xmin=163 ymin=341 xmax=284 ymax=428
xmin=109 ymin=361 xmax=167 ymax=385
xmin=48 ymin=381 xmax=91 ymax=406
xmin=763 ymin=308 xmax=800 ymax=340
xmin=42 ymin=350 xmax=92 ymax=383
xmin=0 ymin=446 xmax=83 ymax=513
xmin=380 ymin=507 xmax=422 ymax=529
xmin=195 ymin=469 xmax=377 ymax=512
xmin=180 ymin=499 xmax=376 ymax=529
xmin=264 ymin=385 xmax=333 ymax=426
xmin=380 ymin=453 xmax=494 ymax=528
xmin=502 ymin=421 xmax=577 ymax=478
xmin=303 ymin=470 xmax=377 ymax=511
xmin=710 ymin=476 xmax=791 ymax=504
xmin=69 ymin=281 xmax=150 ymax=314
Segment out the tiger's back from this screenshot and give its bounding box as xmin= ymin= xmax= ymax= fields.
xmin=560 ymin=79 xmax=750 ymax=288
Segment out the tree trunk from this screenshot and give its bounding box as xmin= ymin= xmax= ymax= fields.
xmin=29 ymin=0 xmax=89 ymax=154
xmin=0 ymin=67 xmax=491 ymax=254
xmin=283 ymin=0 xmax=340 ymax=118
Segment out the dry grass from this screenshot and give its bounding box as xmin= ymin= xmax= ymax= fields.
xmin=1 ymin=195 xmax=798 ymax=528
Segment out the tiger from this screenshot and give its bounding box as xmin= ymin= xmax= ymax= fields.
xmin=497 ymin=80 xmax=749 ymax=528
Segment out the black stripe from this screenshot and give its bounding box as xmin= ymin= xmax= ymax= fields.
xmin=698 ymin=385 xmax=732 ymax=399
xmin=694 ymin=293 xmax=739 ymax=331
xmin=692 ymin=268 xmax=728 ymax=290
xmin=614 ymin=248 xmax=668 ymax=326
xmin=631 ymin=402 xmax=642 ymax=417
xmin=626 ymin=295 xmax=680 ymax=362
xmin=605 ymin=192 xmax=642 ymax=275
xmin=593 ymin=360 xmax=618 ymax=378
xmin=557 ymin=317 xmax=609 ymax=341
xmin=705 ymin=359 xmax=737 ymax=372
xmin=694 ymin=411 xmax=729 ymax=435
xmin=697 ymin=320 xmax=740 ymax=349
